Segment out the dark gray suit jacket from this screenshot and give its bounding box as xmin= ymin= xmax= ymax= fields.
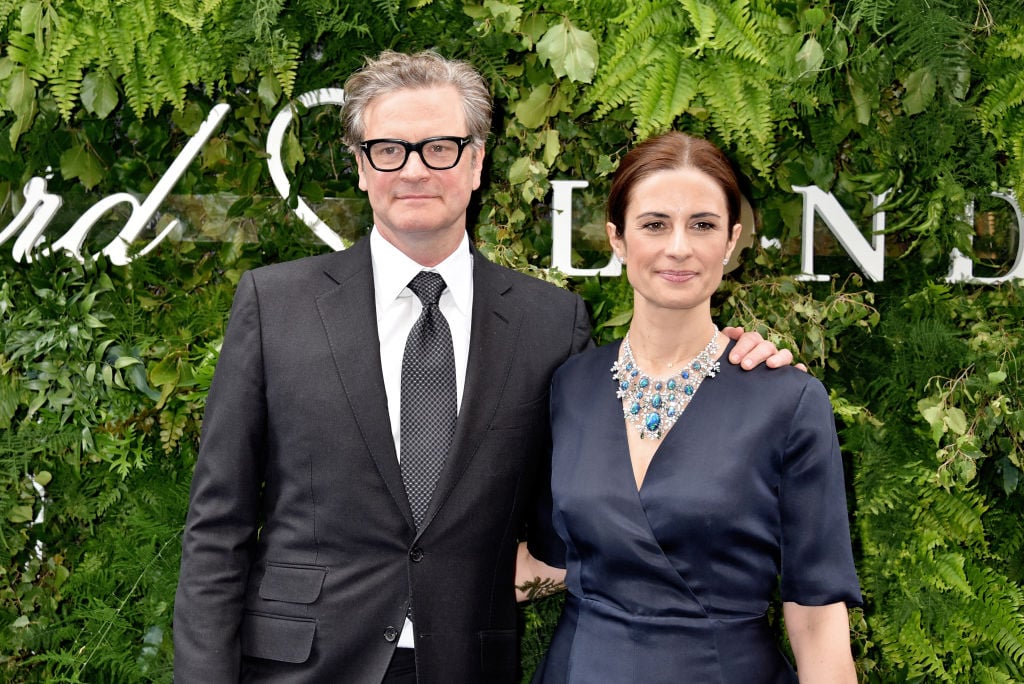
xmin=173 ymin=237 xmax=592 ymax=683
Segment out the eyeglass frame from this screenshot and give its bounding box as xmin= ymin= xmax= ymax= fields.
xmin=358 ymin=136 xmax=475 ymax=172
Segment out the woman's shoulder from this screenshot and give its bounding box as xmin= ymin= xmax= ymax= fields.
xmin=555 ymin=340 xmax=620 ymax=380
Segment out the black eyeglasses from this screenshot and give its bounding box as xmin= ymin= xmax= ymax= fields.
xmin=359 ymin=136 xmax=473 ymax=172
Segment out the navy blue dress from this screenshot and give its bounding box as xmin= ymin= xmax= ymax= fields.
xmin=533 ymin=341 xmax=862 ymax=683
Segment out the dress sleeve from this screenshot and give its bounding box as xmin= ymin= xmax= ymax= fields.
xmin=778 ymin=378 xmax=863 ymax=607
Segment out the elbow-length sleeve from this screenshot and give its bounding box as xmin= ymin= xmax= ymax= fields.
xmin=778 ymin=378 xmax=863 ymax=607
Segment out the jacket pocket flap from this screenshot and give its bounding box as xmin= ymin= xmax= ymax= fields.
xmin=241 ymin=611 xmax=316 ymax=663
xmin=259 ymin=563 xmax=327 ymax=604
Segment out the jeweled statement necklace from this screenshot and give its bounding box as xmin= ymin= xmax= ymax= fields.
xmin=610 ymin=326 xmax=721 ymax=440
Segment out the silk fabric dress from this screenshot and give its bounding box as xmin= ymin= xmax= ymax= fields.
xmin=534 ymin=341 xmax=862 ymax=683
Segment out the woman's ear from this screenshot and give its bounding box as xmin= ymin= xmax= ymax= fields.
xmin=607 ymin=222 xmax=625 ymax=262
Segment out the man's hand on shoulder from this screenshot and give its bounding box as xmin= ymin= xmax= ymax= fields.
xmin=722 ymin=326 xmax=808 ymax=372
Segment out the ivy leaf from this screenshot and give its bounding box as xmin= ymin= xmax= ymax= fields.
xmin=81 ymin=71 xmax=119 ymax=119
xmin=903 ymin=67 xmax=936 ymax=116
xmin=536 ymin=19 xmax=598 ymax=83
xmin=60 ymin=144 xmax=105 ymax=190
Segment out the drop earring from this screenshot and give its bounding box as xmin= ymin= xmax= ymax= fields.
xmin=722 ymin=258 xmax=729 ymax=266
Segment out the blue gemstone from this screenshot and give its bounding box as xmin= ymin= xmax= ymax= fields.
xmin=651 ymin=394 xmax=662 ymax=408
xmin=655 ymin=381 xmax=663 ymax=390
xmin=684 ymin=385 xmax=695 ymax=396
xmin=645 ymin=413 xmax=661 ymax=431
xmin=692 ymin=361 xmax=702 ymax=371
xmin=635 ymin=390 xmax=644 ymax=399
xmin=630 ymin=402 xmax=641 ymax=415
xmin=639 ymin=377 xmax=649 ymax=388
xmin=667 ymin=407 xmax=677 ymax=417
xmin=620 ymin=381 xmax=629 ymax=391
xmin=667 ymin=379 xmax=677 ymax=390
xmin=682 ymin=371 xmax=690 ymax=380
xmin=630 ymin=369 xmax=639 ymax=377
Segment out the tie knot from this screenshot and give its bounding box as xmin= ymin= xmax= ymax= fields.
xmin=408 ymin=271 xmax=446 ymax=306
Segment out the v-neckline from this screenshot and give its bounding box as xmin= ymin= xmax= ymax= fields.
xmin=618 ymin=338 xmax=735 ymax=492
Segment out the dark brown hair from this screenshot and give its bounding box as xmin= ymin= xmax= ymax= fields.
xmin=607 ymin=131 xmax=741 ymax=238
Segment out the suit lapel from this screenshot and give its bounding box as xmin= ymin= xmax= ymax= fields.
xmin=315 ymin=239 xmax=415 ymax=528
xmin=418 ymin=252 xmax=523 ymax=533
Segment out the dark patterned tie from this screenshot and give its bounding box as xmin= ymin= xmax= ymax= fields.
xmin=400 ymin=271 xmax=457 ymax=529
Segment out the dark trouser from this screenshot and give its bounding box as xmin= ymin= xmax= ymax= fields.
xmin=383 ymin=647 xmax=416 ymax=683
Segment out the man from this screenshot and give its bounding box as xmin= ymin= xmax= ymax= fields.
xmin=173 ymin=50 xmax=791 ymax=683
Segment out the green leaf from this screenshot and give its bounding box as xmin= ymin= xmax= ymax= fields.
xmin=542 ymin=128 xmax=559 ymax=167
xmin=945 ymin=407 xmax=968 ymax=436
xmin=796 ymin=37 xmax=824 ymax=74
xmin=7 ymin=66 xmax=37 ymax=118
xmin=482 ymin=0 xmax=522 ymax=32
xmin=536 ymin=19 xmax=598 ymax=83
xmin=508 ymin=156 xmax=533 ymax=185
xmin=283 ymin=128 xmax=305 ymax=173
xmin=598 ymin=310 xmax=634 ymax=329
xmin=258 ymin=72 xmax=281 ymax=109
xmin=7 ymin=504 xmax=34 ymax=524
xmin=515 ymin=84 xmax=553 ymax=129
xmin=903 ymin=67 xmax=936 ymax=116
xmin=149 ymin=357 xmax=180 ymax=387
xmin=987 ymin=370 xmax=1007 ymax=385
xmin=60 ymin=144 xmax=105 ymax=189
xmin=81 ymin=71 xmax=119 ymax=119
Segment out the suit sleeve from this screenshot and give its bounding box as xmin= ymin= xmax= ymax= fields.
xmin=174 ymin=271 xmax=267 ymax=682
xmin=526 ymin=292 xmax=592 ymax=568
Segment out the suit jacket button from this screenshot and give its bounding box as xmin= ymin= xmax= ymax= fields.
xmin=384 ymin=626 xmax=399 ymax=642
xmin=409 ymin=547 xmax=424 ymax=562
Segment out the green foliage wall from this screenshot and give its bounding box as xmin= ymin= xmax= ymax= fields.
xmin=2 ymin=1 xmax=1024 ymax=681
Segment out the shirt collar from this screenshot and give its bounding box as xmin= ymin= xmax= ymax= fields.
xmin=370 ymin=227 xmax=473 ymax=317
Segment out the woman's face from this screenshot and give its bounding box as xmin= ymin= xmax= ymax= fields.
xmin=607 ymin=167 xmax=740 ymax=315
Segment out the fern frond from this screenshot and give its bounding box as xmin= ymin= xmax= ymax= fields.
xmin=710 ymin=0 xmax=770 ymax=65
xmin=678 ymin=0 xmax=718 ymax=51
xmin=848 ymin=0 xmax=898 ymax=34
xmin=632 ymin=49 xmax=700 ymax=136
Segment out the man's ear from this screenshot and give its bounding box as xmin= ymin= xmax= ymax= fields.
xmin=356 ymin=153 xmax=368 ymax=192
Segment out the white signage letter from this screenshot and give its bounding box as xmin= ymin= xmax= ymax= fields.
xmin=550 ymin=180 xmax=621 ymax=277
xmin=795 ymin=185 xmax=888 ymax=282
xmin=0 ymin=175 xmax=63 ymax=262
xmin=99 ymin=104 xmax=232 ymax=265
xmin=266 ymin=88 xmax=346 ymax=251
xmin=946 ymin=191 xmax=1024 ymax=284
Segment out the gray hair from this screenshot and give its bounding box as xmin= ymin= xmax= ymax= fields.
xmin=341 ymin=50 xmax=492 ymax=153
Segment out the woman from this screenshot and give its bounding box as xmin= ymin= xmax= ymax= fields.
xmin=529 ymin=132 xmax=862 ymax=683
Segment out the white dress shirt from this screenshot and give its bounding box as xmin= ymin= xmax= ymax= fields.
xmin=370 ymin=227 xmax=474 ymax=648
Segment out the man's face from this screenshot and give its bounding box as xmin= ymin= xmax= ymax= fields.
xmin=357 ymin=85 xmax=484 ymax=264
